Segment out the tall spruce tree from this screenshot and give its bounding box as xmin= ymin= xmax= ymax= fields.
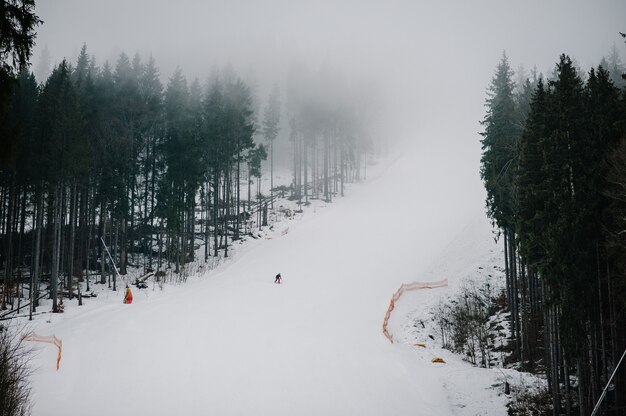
xmin=0 ymin=0 xmax=41 ymax=169
xmin=480 ymin=52 xmax=519 ymax=230
xmin=480 ymin=52 xmax=523 ymax=360
xmin=515 ymin=78 xmax=549 ymax=270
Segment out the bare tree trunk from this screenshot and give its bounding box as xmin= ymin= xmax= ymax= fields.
xmin=143 ymin=144 xmax=150 ymax=273
xmin=189 ymin=199 xmax=195 ymax=262
xmin=520 ymin=259 xmax=528 ymax=370
xmin=85 ymin=187 xmax=93 ymax=294
xmin=577 ymin=357 xmax=586 ymax=416
xmin=563 ymin=355 xmax=571 ymax=415
xmin=304 ymin=136 xmax=308 ymax=205
xmin=270 ymin=140 xmax=274 ymax=209
xmin=509 ymin=231 xmax=520 ymax=361
xmin=257 ymin=179 xmax=261 ymax=230
xmin=596 ymin=245 xmax=607 ymax=403
xmin=590 ymin=327 xmax=599 ymax=411
xmin=247 ymin=170 xmax=251 ymax=215
xmin=553 ymin=306 xmax=561 ymax=416
xmin=333 ymin=135 xmax=338 ymax=198
xmin=543 ymin=283 xmax=553 ymax=398
xmin=17 ymin=185 xmax=27 ymax=286
xmin=150 ymin=142 xmax=157 ymax=270
xmin=78 ymin=185 xmax=87 ymax=293
xmin=2 ymin=177 xmax=16 ymax=310
xmin=213 ymin=173 xmax=219 ymax=257
xmin=51 ymin=184 xmax=62 ymax=312
xmin=68 ymin=182 xmax=77 ymax=300
xmin=99 ymin=202 xmax=106 ymax=285
xmin=296 ymin=131 xmax=301 ymax=204
xmin=324 ymin=134 xmax=329 ymax=201
xmin=113 ymin=219 xmax=119 ymax=290
xmin=204 ymin=183 xmax=209 ymax=261
xmin=31 ymin=182 xmax=44 ymax=317
xmin=340 ymin=148 xmax=345 ymax=197
xmin=312 ymin=137 xmax=317 ymax=199
xmin=224 ymin=169 xmax=230 ymax=258
xmin=157 ymin=224 xmax=163 ymax=271
xmin=119 ymin=217 xmax=127 ymax=275
xmin=235 ymin=141 xmax=241 ymax=240
xmin=58 ymin=186 xmax=66 ymax=309
xmin=292 ymin=126 xmax=297 ymax=200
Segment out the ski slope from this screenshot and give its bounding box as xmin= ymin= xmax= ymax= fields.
xmin=26 ymin=140 xmax=507 ymax=416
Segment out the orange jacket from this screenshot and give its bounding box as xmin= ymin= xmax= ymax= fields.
xmin=124 ymin=287 xmax=133 ymax=304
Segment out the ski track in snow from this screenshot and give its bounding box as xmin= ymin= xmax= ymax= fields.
xmin=21 ymin=141 xmax=510 ymax=416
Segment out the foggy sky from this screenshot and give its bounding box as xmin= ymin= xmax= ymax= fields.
xmin=34 ymin=1 xmax=626 ymax=120
xmin=32 ymin=0 xmax=626 ymax=204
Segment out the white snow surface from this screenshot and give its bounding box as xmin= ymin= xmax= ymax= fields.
xmin=23 ymin=141 xmax=513 ymax=416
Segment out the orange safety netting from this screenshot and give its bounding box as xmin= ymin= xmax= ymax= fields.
xmin=382 ymin=278 xmax=448 ymax=343
xmin=22 ymin=332 xmax=63 ymax=370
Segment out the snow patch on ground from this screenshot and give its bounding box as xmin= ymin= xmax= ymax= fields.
xmin=19 ymin=142 xmax=519 ymax=416
xmin=388 ymin=214 xmax=547 ymax=415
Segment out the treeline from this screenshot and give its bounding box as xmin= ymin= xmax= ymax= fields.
xmin=0 ymin=44 xmax=372 ymax=316
xmin=285 ymin=62 xmax=375 ymax=205
xmin=481 ymin=48 xmax=626 ymax=415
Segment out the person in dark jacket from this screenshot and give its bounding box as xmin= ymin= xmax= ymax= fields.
xmin=274 ymin=273 xmax=282 ymax=284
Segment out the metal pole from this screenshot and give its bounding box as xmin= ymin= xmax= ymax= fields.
xmin=99 ymin=237 xmax=121 ymax=284
xmin=590 ymin=348 xmax=626 ymax=416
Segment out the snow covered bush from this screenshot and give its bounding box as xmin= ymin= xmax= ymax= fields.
xmin=506 ymin=385 xmax=551 ymax=415
xmin=0 ymin=325 xmax=33 ymax=416
xmin=431 ymin=276 xmax=506 ymax=368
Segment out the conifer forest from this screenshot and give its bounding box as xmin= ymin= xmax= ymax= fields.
xmin=0 ymin=23 xmax=373 ymax=314
xmin=1 ymin=1 xmax=626 ymax=415
xmin=480 ymin=51 xmax=626 ymax=414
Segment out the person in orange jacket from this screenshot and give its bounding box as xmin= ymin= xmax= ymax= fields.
xmin=123 ymin=284 xmax=133 ymax=304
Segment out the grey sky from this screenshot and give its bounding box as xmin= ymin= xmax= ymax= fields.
xmin=32 ymin=0 xmax=626 ymax=197
xmin=34 ymin=1 xmax=626 ymax=78
xmin=34 ymin=0 xmax=626 ymax=121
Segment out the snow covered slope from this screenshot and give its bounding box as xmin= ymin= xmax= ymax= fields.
xmin=25 ymin=140 xmax=506 ymax=416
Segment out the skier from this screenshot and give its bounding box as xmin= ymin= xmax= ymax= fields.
xmin=123 ymin=284 xmax=133 ymax=304
xmin=274 ymin=273 xmax=282 ymax=284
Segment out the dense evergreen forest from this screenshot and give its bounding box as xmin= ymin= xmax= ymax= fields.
xmin=480 ymin=47 xmax=626 ymax=415
xmin=0 ymin=48 xmax=374 ymax=318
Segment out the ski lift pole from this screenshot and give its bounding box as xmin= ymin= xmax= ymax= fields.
xmin=100 ymin=236 xmax=123 ymax=289
xmin=590 ymin=348 xmax=626 ymax=416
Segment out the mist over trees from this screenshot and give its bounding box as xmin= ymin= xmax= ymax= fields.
xmin=285 ymin=62 xmax=376 ymax=205
xmin=480 ymin=48 xmax=626 ymax=415
xmin=0 ymin=41 xmax=376 ymax=319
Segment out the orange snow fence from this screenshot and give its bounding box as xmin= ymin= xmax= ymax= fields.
xmin=22 ymin=332 xmax=63 ymax=370
xmin=382 ymin=278 xmax=448 ymax=343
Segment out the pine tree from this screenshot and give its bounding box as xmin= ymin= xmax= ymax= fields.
xmin=38 ymin=60 xmax=86 ymax=311
xmin=480 ymin=52 xmax=522 ymax=360
xmin=515 ymin=78 xmax=549 ymax=270
xmin=138 ymin=54 xmax=163 ymax=271
xmin=202 ymin=77 xmax=227 ymax=257
xmin=605 ymin=44 xmax=626 ymax=90
xmin=0 ymin=0 xmax=41 ymax=170
xmin=224 ymin=77 xmax=256 ymax=240
xmin=480 ymin=52 xmax=519 ymax=231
